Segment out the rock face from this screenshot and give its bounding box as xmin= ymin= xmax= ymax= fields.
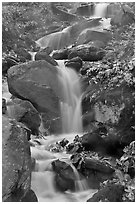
xmin=7 ymin=60 xmax=62 ymax=120
xmin=2 ymin=115 xmax=36 ymax=201
xmin=87 ymin=184 xmax=124 ymax=202
xmin=6 ymin=98 xmax=41 ymax=135
xmin=2 ymin=57 xmax=19 ymax=74
xmin=52 ymin=160 xmax=76 ymax=191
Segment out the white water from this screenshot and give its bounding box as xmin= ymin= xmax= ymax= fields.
xmin=31 ymin=135 xmax=97 ymax=202
xmin=28 ymin=51 xmax=37 ymax=61
xmin=57 ymin=60 xmax=83 ymax=134
xmin=94 ymin=3 xmax=108 ymax=18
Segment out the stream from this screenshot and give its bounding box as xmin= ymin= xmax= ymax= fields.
xmin=30 ymin=134 xmax=97 ymax=202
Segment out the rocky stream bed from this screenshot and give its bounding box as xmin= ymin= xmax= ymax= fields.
xmin=2 ymin=2 xmax=135 ymax=202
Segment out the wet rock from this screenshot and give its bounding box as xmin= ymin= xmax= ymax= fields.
xmin=36 ymin=18 xmax=101 ymax=50
xmin=35 ymin=52 xmax=58 ymax=66
xmin=52 ymin=160 xmax=76 ymax=191
xmin=21 ymin=189 xmax=38 ymax=202
xmin=87 ymin=184 xmax=124 ymax=202
xmin=65 ymin=56 xmax=83 ymax=72
xmin=52 ymin=48 xmax=69 ymax=60
xmin=68 ymin=44 xmax=105 ymax=61
xmin=7 ymin=60 xmax=61 ymax=118
xmin=77 ymin=30 xmax=112 ymax=46
xmin=41 ymin=114 xmax=62 ymax=134
xmin=6 ymin=98 xmax=41 ymax=135
xmin=2 ymin=116 xmax=31 ymax=202
xmin=2 ymin=98 xmax=7 ymax=114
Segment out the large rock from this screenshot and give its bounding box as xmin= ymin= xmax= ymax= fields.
xmin=35 ymin=52 xmax=58 ymax=66
xmin=107 ymin=3 xmax=134 ymax=26
xmin=6 ymin=98 xmax=41 ymax=135
xmin=7 ymin=60 xmax=62 ymax=119
xmin=68 ymin=44 xmax=105 ymax=61
xmin=77 ymin=30 xmax=112 ymax=46
xmin=52 ymin=160 xmax=76 ymax=191
xmin=2 ymin=115 xmax=34 ymax=201
xmin=52 ymin=48 xmax=69 ymax=60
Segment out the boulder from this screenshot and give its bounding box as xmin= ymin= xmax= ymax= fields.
xmin=6 ymin=98 xmax=41 ymax=135
xmin=52 ymin=48 xmax=69 ymax=60
xmin=107 ymin=3 xmax=135 ymax=26
xmin=68 ymin=44 xmax=105 ymax=61
xmin=65 ymin=56 xmax=83 ymax=72
xmin=87 ymin=184 xmax=124 ymax=202
xmin=35 ymin=52 xmax=58 ymax=66
xmin=7 ymin=60 xmax=62 ymax=118
xmin=2 ymin=116 xmax=32 ymax=201
xmin=77 ymin=30 xmax=112 ymax=46
xmin=52 ymin=160 xmax=76 ymax=191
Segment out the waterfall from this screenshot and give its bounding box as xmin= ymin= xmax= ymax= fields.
xmin=94 ymin=3 xmax=108 ymax=17
xmin=29 ymin=51 xmax=37 ymax=61
xmin=57 ymin=60 xmax=83 ymax=134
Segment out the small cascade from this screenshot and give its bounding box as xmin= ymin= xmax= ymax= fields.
xmin=29 ymin=51 xmax=37 ymax=61
xmin=94 ymin=3 xmax=108 ymax=17
xmin=31 ymin=140 xmax=96 ymax=202
xmin=57 ymin=60 xmax=83 ymax=134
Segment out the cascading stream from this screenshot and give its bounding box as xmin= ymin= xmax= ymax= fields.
xmin=57 ymin=60 xmax=83 ymax=134
xmin=30 ymin=60 xmax=97 ymax=201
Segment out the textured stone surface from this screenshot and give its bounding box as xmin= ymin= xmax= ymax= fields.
xmin=7 ymin=98 xmax=41 ymax=135
xmin=7 ymin=60 xmax=61 ymax=117
xmin=2 ymin=115 xmax=31 ymax=201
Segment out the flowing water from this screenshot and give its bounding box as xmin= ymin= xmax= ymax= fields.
xmin=94 ymin=3 xmax=108 ymax=18
xmin=30 ymin=61 xmax=97 ymax=201
xmin=57 ymin=60 xmax=83 ymax=134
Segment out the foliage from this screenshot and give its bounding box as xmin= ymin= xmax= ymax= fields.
xmin=100 ymin=141 xmax=135 ymax=202
xmin=2 ymin=2 xmax=64 ymax=52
